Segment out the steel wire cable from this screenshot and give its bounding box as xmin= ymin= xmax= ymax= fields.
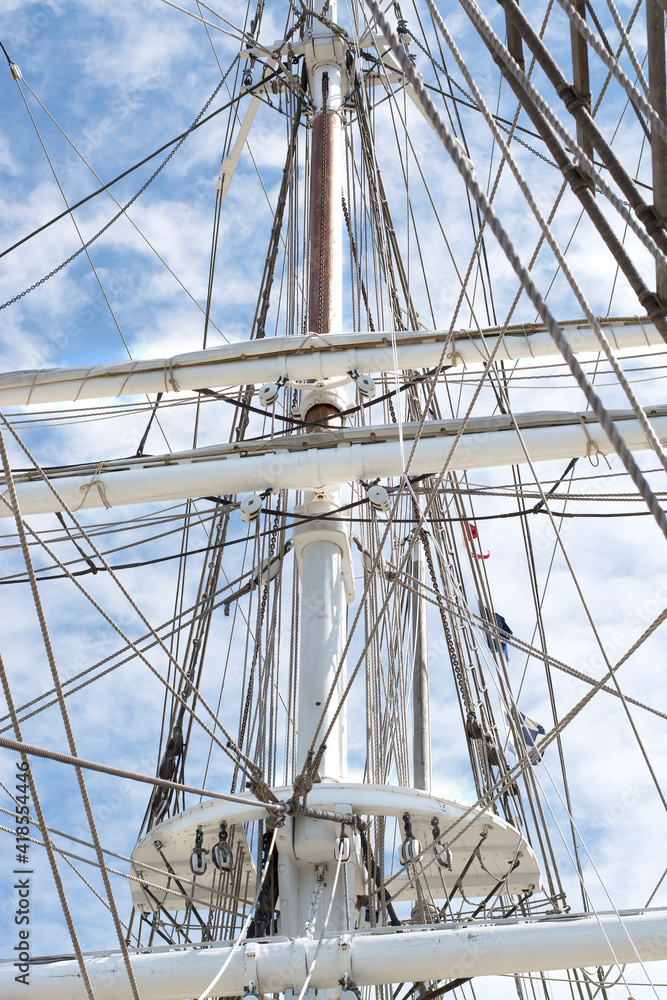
xmin=0 ymin=652 xmax=96 ymax=999
xmin=1 ymin=66 xmax=238 ymax=311
xmin=0 ymin=497 xmax=254 ymax=783
xmin=0 ymin=424 xmax=139 ymax=996
xmin=418 ymin=0 xmax=667 ymax=811
xmin=19 ymin=75 xmax=231 ymax=342
xmin=0 ymin=410 xmax=270 ymax=763
xmin=372 ymin=0 xmax=667 ymax=535
xmin=557 ymin=0 xmax=667 ymax=140
xmin=288 ymin=0 xmax=667 ymax=812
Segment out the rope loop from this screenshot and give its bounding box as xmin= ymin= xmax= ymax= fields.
xmin=165 ymin=357 xmax=181 ymax=393
xmin=577 ymin=412 xmax=611 ymax=469
xmin=76 ymin=463 xmax=112 ymax=510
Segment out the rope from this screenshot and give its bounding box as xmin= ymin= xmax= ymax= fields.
xmin=495 ymin=0 xmax=667 ymax=267
xmin=0 ymin=817 xmax=192 ymax=908
xmin=0 ymin=64 xmax=240 ymax=310
xmin=0 ymin=425 xmax=142 ymax=1000
xmin=556 ymin=0 xmax=667 ymax=143
xmin=366 ymin=0 xmax=667 ymax=541
xmin=455 ymin=16 xmax=667 ymax=452
xmin=194 ymin=827 xmax=279 ymax=1000
xmin=0 ymin=734 xmax=284 ymax=814
xmin=0 ymin=412 xmax=259 ymax=778
xmin=293 ymin=0 xmax=665 ymax=795
xmin=0 ymin=797 xmax=205 ymax=892
xmin=295 ymin=850 xmax=344 ymax=1000
xmin=0 ymin=554 xmax=294 ymax=734
xmin=380 ymin=595 xmax=667 ymax=896
xmin=0 ymin=654 xmax=96 ymax=999
xmin=577 ymin=412 xmax=611 ymax=467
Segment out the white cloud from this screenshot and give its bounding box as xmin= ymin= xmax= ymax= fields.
xmin=0 ymin=3 xmax=666 ymax=997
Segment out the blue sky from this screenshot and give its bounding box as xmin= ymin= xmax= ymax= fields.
xmin=1 ymin=2 xmax=667 ymax=997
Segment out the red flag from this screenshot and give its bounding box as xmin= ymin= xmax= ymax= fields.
xmin=463 ymin=521 xmax=489 ymax=559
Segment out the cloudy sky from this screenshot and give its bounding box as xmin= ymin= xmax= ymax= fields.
xmin=0 ymin=1 xmax=666 ymax=998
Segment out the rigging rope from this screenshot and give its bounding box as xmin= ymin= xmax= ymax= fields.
xmin=0 ymin=68 xmax=236 ymax=311
xmin=368 ymin=0 xmax=667 ymax=540
xmin=0 ymin=61 xmax=283 ymax=266
xmin=0 ymin=425 xmax=140 ymax=998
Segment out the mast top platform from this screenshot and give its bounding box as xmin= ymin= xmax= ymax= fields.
xmin=130 ymin=782 xmax=541 ymax=914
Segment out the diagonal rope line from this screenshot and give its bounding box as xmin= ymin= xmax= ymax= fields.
xmin=0 ymin=64 xmax=237 ymax=311
xmin=18 ymin=78 xmax=229 ymax=343
xmin=0 ymin=735 xmax=282 ymax=815
xmin=422 ymin=4 xmax=667 ymax=469
xmin=0 ymin=411 xmax=263 ymax=783
xmin=195 ymin=826 xmax=279 ymax=1000
xmin=377 ymin=599 xmax=667 ymax=896
xmin=556 ymin=0 xmax=667 ymax=140
xmin=294 ymin=0 xmax=667 ymax=832
xmin=365 ymin=0 xmax=667 ymax=539
xmin=0 ymin=424 xmax=142 ymax=999
xmin=0 ymin=652 xmax=97 ymax=999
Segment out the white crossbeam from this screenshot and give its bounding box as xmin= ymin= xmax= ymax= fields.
xmin=0 ymin=318 xmax=660 ymax=406
xmin=1 ymin=409 xmax=666 ymax=518
xmin=2 ymin=911 xmax=665 ymax=1000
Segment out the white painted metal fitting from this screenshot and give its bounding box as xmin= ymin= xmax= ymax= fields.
xmin=354 ymin=373 xmax=376 ymax=399
xmin=367 ymin=484 xmax=389 ymax=512
xmin=240 ymin=495 xmax=263 ymax=522
xmin=295 ymin=384 xmax=349 ymax=421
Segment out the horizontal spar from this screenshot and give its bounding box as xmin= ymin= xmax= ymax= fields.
xmin=2 ymin=408 xmax=666 ymax=518
xmin=0 ymin=317 xmax=661 ymax=406
xmin=2 ymin=911 xmax=665 ymax=1000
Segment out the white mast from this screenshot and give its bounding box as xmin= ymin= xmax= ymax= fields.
xmin=3 ymin=5 xmax=667 ymax=997
xmin=294 ymin=0 xmax=348 ymax=784
xmin=284 ymin=1 xmax=357 ymax=974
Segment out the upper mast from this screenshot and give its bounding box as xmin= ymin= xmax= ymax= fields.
xmin=294 ymin=0 xmax=350 ymax=784
xmin=306 ymin=2 xmax=344 ymax=338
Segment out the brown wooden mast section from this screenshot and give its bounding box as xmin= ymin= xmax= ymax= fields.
xmin=307 ymin=72 xmax=341 ymax=338
xmin=569 ymin=0 xmax=593 ymax=177
xmin=305 ymin=70 xmax=343 ymax=425
xmin=647 ymin=0 xmax=667 ymax=304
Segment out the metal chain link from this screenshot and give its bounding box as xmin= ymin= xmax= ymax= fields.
xmin=1 ymin=66 xmax=235 ymax=312
xmin=402 ymin=25 xmax=558 ymax=169
xmin=420 ymin=528 xmax=472 ymax=713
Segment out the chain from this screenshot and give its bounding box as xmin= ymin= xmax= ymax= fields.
xmin=420 ymin=528 xmax=472 ymax=713
xmin=249 ymin=829 xmax=278 ymax=937
xmin=400 ymin=24 xmax=558 ymax=171
xmin=1 ymin=66 xmax=235 ymax=312
xmin=289 ymin=0 xmax=348 ymax=40
xmin=317 ymin=72 xmax=330 ymax=334
xmin=342 ymin=193 xmax=375 ymax=330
